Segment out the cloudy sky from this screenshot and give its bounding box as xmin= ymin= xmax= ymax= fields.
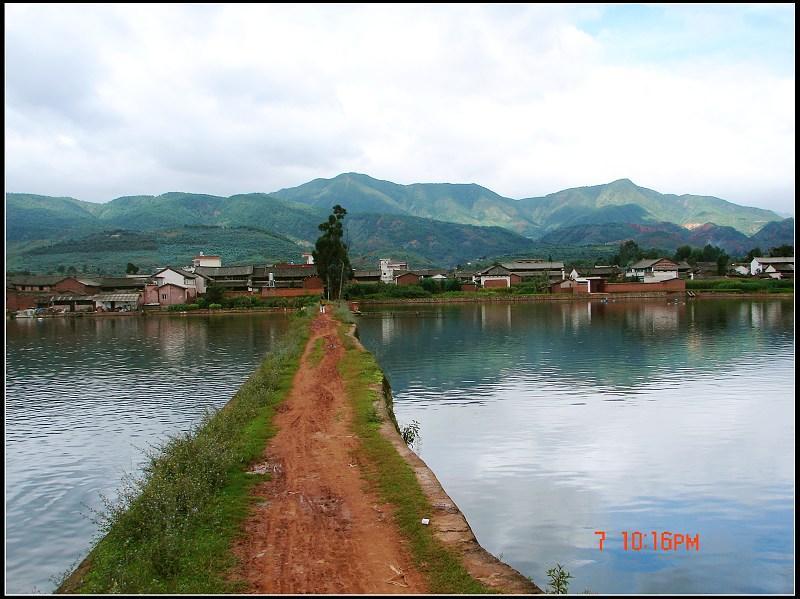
xmin=5 ymin=4 xmax=795 ymax=214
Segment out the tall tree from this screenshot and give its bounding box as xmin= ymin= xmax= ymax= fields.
xmin=313 ymin=204 xmax=351 ymax=300
xmin=126 ymin=262 xmax=140 ymax=274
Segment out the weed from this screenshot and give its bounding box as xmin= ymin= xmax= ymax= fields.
xmin=545 ymin=563 xmax=573 ymax=594
xmin=400 ymin=420 xmax=421 ymax=447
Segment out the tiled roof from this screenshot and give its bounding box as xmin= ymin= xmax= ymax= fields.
xmin=98 ymin=277 xmax=148 ymax=288
xmin=93 ymin=293 xmax=140 ymax=302
xmin=195 ymin=265 xmax=254 ymax=277
xmin=754 ymin=256 xmax=795 ymax=264
xmin=502 ymin=261 xmax=565 ymax=270
xmin=7 ymin=275 xmax=67 ymax=286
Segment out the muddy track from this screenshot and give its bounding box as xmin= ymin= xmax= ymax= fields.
xmin=231 ymin=313 xmax=427 ymax=594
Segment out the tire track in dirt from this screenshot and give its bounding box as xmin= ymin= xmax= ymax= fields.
xmin=231 ymin=313 xmax=427 ymax=594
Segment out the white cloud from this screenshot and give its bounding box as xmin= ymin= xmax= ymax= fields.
xmin=4 ymin=4 xmax=795 ymax=214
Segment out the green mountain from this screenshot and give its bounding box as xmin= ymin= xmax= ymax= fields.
xmin=272 ymin=173 xmax=543 ymax=236
xmin=345 ymin=214 xmax=535 ymax=267
xmin=272 ymin=174 xmax=783 ymax=237
xmin=6 ymin=176 xmax=791 ymax=273
xmin=5 ymin=192 xmax=537 ymax=272
xmin=6 ymin=226 xmax=306 ymax=274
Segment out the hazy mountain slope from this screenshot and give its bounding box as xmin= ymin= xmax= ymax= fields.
xmin=272 ymin=172 xmax=542 ymax=236
xmin=750 ymin=218 xmax=795 ymax=249
xmin=6 ymin=193 xmax=104 ymax=241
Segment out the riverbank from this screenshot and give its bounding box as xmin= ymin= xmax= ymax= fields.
xmin=353 ymin=289 xmax=792 ymax=306
xmin=58 ymin=308 xmax=538 ymax=594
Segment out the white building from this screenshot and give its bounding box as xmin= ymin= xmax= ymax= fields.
xmin=152 ymin=267 xmax=208 ymax=294
xmin=379 ymin=258 xmax=409 ymax=284
xmin=192 ymin=252 xmax=222 ymax=269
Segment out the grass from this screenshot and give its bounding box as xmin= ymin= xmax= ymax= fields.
xmin=686 ymin=278 xmax=793 ymax=292
xmin=335 ymin=321 xmax=490 ymax=594
xmin=58 ymin=311 xmax=312 ymax=594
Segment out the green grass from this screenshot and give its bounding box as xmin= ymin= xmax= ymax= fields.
xmin=335 ymin=324 xmax=489 ymax=594
xmin=58 ymin=311 xmax=312 ymax=594
xmin=687 ymin=278 xmax=794 ymax=292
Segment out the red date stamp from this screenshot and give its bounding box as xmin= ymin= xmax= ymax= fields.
xmin=594 ymin=530 xmax=700 ymax=551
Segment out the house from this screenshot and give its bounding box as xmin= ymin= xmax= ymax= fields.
xmin=568 ymin=266 xmax=621 ymax=281
xmin=626 ymin=258 xmax=679 ymax=282
xmin=93 ymin=293 xmax=142 ymax=312
xmin=477 ymin=265 xmax=522 ymax=288
xmin=730 ymin=263 xmax=751 ymax=276
xmin=143 ymin=282 xmax=198 ymax=307
xmin=192 ymin=252 xmax=222 ymax=269
xmin=6 ymin=275 xmax=103 ymax=312
xmin=394 ymin=271 xmax=422 ymax=286
xmin=415 ymin=269 xmax=449 ymax=280
xmin=152 ymin=267 xmax=208 ymax=294
xmin=254 ymin=264 xmax=324 ymax=297
xmin=352 ymin=270 xmax=382 ymax=283
xmin=379 ymin=258 xmax=409 ymax=284
xmin=48 ymin=294 xmax=97 ymax=312
xmin=750 ymin=256 xmax=794 ymax=278
xmin=194 ymin=265 xmax=254 ymax=291
xmin=500 ymin=260 xmax=566 ymax=283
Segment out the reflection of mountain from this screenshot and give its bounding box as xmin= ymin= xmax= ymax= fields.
xmin=358 ymin=300 xmax=794 ymax=394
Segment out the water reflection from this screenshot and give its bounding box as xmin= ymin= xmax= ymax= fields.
xmin=5 ymin=314 xmax=290 ymax=594
xmin=357 ymin=299 xmax=794 ymax=594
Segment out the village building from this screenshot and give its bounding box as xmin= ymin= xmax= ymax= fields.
xmin=393 ymin=271 xmax=422 ymax=286
xmin=568 ymin=266 xmax=621 ymax=281
xmin=379 ymin=258 xmax=409 ymax=284
xmin=626 ymin=258 xmax=680 ymax=282
xmin=253 ymin=264 xmax=324 ymax=297
xmin=750 ymin=256 xmax=794 ymax=278
xmin=351 ymin=270 xmax=382 ymax=283
xmin=191 ymin=252 xmax=222 ymax=269
xmin=152 ymin=267 xmax=208 ymax=294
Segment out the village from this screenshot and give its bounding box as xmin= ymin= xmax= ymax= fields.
xmin=6 ymin=251 xmax=793 ymax=317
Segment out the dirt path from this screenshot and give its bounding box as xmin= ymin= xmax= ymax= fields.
xmin=231 ymin=312 xmax=428 ymax=594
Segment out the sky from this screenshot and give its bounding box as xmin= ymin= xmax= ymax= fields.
xmin=4 ymin=4 xmax=796 ymax=214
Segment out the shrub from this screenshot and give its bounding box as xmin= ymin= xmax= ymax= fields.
xmin=208 ymin=303 xmax=222 ymax=309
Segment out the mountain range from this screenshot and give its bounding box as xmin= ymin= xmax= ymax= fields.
xmin=5 ymin=174 xmax=794 ymax=273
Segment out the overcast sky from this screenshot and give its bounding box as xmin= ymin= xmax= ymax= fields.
xmin=5 ymin=4 xmax=795 ymax=214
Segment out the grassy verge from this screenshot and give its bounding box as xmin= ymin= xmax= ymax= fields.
xmin=687 ymin=279 xmax=793 ymax=293
xmin=335 ymin=317 xmax=489 ymax=594
xmin=58 ymin=310 xmax=312 ymax=594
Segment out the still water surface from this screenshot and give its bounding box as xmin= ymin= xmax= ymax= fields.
xmin=5 ymin=313 xmax=290 ymax=593
xmin=357 ymin=299 xmax=794 ymax=594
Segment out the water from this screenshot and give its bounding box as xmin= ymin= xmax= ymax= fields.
xmin=5 ymin=313 xmax=291 ymax=594
xmin=356 ymin=299 xmax=795 ymax=594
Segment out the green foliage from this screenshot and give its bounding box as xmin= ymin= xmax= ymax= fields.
xmin=344 ymin=283 xmax=432 ymax=300
xmin=126 ymin=262 xmax=140 ymax=274
xmin=745 ymin=247 xmax=763 ymax=262
xmin=769 ymin=244 xmax=794 ymax=257
xmin=313 ymin=205 xmax=352 ymax=300
xmin=686 ymin=279 xmax=793 ymax=292
xmin=545 ymin=564 xmax=573 ymax=594
xmin=208 ymin=303 xmax=222 ymax=309
xmin=62 ymin=313 xmax=311 ymax=593
xmin=204 ymin=284 xmax=225 ymax=305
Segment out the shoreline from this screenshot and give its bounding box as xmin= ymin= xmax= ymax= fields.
xmin=354 ymin=290 xmax=793 ymax=306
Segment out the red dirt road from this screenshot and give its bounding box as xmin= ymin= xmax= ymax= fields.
xmin=231 ymin=313 xmax=427 ymax=593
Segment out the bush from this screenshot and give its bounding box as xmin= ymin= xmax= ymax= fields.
xmin=687 ymin=278 xmax=793 ymax=292
xmin=208 ymin=303 xmax=222 ymax=309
